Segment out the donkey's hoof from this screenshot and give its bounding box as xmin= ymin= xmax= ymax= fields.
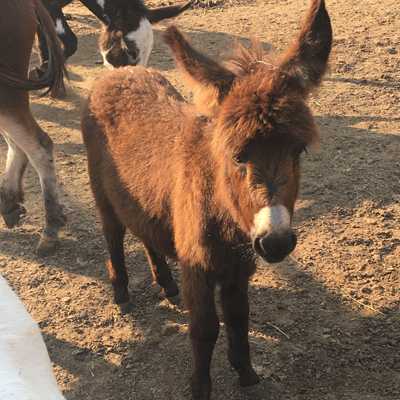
xmin=114 ymin=288 xmax=130 ymax=306
xmin=2 ymin=205 xmax=26 ymax=228
xmin=238 ymin=367 xmax=260 ymax=387
xmin=36 ymin=236 xmax=59 ymax=257
xmin=165 ymin=293 xmax=181 ymax=306
xmin=191 ymin=376 xmax=211 ymax=400
xmin=118 ymin=301 xmax=133 ymax=315
xmin=163 ymin=280 xmax=179 ymax=298
xmin=50 ymin=85 xmax=67 ymax=100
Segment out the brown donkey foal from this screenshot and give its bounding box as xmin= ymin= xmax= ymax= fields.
xmin=82 ymin=0 xmax=332 ymax=398
xmin=0 ymin=0 xmax=67 ymax=255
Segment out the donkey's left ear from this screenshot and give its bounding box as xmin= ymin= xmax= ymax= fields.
xmin=164 ymin=26 xmax=236 ymax=113
xmin=279 ymin=0 xmax=332 ymax=95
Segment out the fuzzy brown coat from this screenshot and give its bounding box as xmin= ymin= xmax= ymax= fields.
xmin=82 ymin=1 xmax=332 ymax=399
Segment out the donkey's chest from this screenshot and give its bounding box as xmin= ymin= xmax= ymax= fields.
xmin=200 ymin=222 xmax=257 ymax=278
xmin=137 ymin=215 xmax=176 ymax=258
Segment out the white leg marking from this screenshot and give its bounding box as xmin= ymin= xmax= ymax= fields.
xmin=2 ymin=135 xmax=28 ymax=194
xmin=0 ymin=114 xmax=59 ymax=205
xmin=100 ymin=49 xmax=114 ymax=69
xmin=0 ymin=115 xmax=52 ymax=177
xmin=55 ymin=18 xmax=65 ymax=35
xmin=252 ymin=205 xmax=291 ymax=237
xmin=97 ymin=0 xmax=106 ymax=9
xmin=125 ymin=18 xmax=154 ymax=66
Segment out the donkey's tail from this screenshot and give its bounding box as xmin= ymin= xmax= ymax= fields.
xmin=0 ymin=0 xmax=67 ymax=94
xmin=146 ymin=1 xmax=192 ymax=24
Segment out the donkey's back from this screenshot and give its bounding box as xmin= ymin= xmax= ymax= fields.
xmin=82 ymin=67 xmax=191 ymax=257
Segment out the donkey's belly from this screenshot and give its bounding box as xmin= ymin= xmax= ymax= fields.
xmin=107 ymin=186 xmax=177 ymax=258
xmin=128 ymin=216 xmax=177 ymax=259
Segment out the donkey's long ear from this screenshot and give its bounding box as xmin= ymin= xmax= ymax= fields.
xmin=164 ymin=26 xmax=235 ymax=113
xmin=279 ymin=0 xmax=332 ymax=95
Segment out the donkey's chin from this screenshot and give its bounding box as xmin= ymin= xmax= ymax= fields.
xmin=253 ymin=244 xmax=288 ymax=263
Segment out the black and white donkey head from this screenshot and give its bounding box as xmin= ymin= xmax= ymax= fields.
xmin=99 ymin=4 xmax=153 ymax=68
xmin=98 ymin=0 xmax=192 ymax=69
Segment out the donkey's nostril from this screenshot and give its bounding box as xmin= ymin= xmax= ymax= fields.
xmin=253 ymin=236 xmax=262 ymax=255
xmin=255 ymin=231 xmax=297 ymax=263
xmin=258 ymin=236 xmax=268 ymax=254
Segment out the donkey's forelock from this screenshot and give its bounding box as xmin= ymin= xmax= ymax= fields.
xmin=215 ymin=80 xmax=320 ymax=158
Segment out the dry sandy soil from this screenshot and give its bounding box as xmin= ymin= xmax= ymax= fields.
xmin=1 ymin=0 xmax=399 ymax=399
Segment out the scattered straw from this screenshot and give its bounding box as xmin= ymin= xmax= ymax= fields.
xmin=267 ymin=322 xmax=290 ymax=339
xmin=348 ymin=296 xmax=386 ymax=316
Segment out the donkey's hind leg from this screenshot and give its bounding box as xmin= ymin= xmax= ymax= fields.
xmin=97 ymin=198 xmax=130 ymax=306
xmin=0 ymin=135 xmax=28 ymax=228
xmin=0 ymin=112 xmax=66 ymax=255
xmin=143 ymin=244 xmax=179 ymax=298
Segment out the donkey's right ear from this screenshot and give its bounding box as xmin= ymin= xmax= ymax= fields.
xmin=164 ymin=26 xmax=235 ymax=114
xmin=278 ymin=0 xmax=332 ymax=96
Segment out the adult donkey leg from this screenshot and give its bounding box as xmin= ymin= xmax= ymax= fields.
xmin=143 ymin=244 xmax=179 ymax=298
xmin=0 ymin=135 xmax=28 ymax=227
xmin=0 ymin=112 xmax=65 ymax=255
xmin=220 ymin=278 xmax=259 ymax=386
xmin=183 ymin=267 xmax=219 ymax=400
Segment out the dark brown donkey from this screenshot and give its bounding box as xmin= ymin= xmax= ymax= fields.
xmin=0 ymin=0 xmax=67 ymax=255
xmin=82 ymin=0 xmax=332 ymax=398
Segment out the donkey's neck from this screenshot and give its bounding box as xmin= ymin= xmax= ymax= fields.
xmin=185 ymin=118 xmax=239 ymax=233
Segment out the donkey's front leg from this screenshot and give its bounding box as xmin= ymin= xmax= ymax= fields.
xmin=220 ymin=279 xmax=259 ymax=387
xmin=183 ymin=267 xmax=219 ymax=400
xmin=0 ymin=136 xmax=28 ymax=228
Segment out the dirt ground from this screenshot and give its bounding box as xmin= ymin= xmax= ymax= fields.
xmin=1 ymin=0 xmax=399 ymax=399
